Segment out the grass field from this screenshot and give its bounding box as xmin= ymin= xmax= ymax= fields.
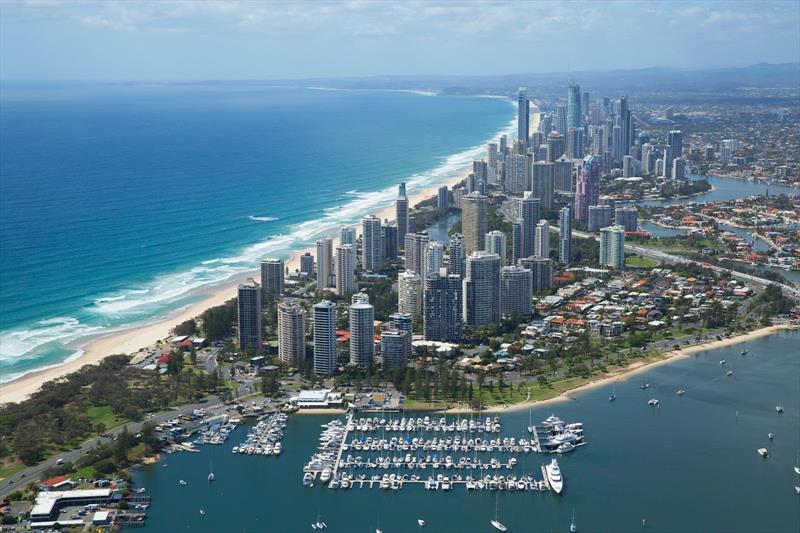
xmin=86 ymin=405 xmax=123 ymax=428
xmin=626 ymin=256 xmax=660 ymax=268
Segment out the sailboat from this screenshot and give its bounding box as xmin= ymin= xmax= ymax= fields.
xmin=609 ymin=387 xmax=616 ymax=402
xmin=490 ymin=493 xmax=508 ymax=531
xmin=527 ymin=408 xmax=535 ymax=433
xmin=793 ymin=452 xmax=799 ymax=476
xmin=570 ymin=509 xmax=578 ymax=533
xmin=208 ymin=460 xmax=215 ymax=482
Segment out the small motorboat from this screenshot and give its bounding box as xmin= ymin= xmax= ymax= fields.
xmin=648 ymin=399 xmax=659 ymax=406
xmin=676 ymin=389 xmax=686 ymax=396
xmin=179 ymin=480 xmax=188 ymax=485
xmin=795 ymin=486 xmax=800 ymax=495
xmin=768 ymin=433 xmax=774 ymax=440
xmin=640 ymin=383 xmax=650 ymax=390
xmin=776 ymin=405 xmax=784 ymax=413
xmin=757 ymin=448 xmax=768 ymax=458
xmin=741 ymin=349 xmax=748 ymax=356
xmin=199 ymin=510 xmax=205 ymax=516
xmin=726 ymin=370 xmax=734 ymax=377
xmin=719 ymin=360 xmax=726 ymax=365
xmin=418 ymin=519 xmax=426 ymax=527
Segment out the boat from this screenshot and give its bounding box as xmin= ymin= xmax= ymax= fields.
xmin=557 ymin=442 xmax=575 ymax=454
xmin=776 ymin=404 xmax=784 ymax=413
xmin=199 ymin=510 xmax=205 ymax=516
xmin=640 ymin=383 xmax=650 ymax=390
xmin=490 ymin=494 xmax=507 ymax=531
xmin=757 ymin=448 xmax=768 ymax=457
xmin=136 ymin=487 xmax=146 ymax=493
xmin=720 ymin=360 xmax=726 ymax=365
xmin=208 ymin=460 xmax=215 ymax=482
xmin=609 ymin=388 xmax=616 ymax=402
xmin=527 ymin=408 xmax=535 ymax=434
xmin=676 ymin=389 xmax=686 ymax=396
xmin=320 ymin=467 xmax=332 ymax=483
xmin=768 ymin=433 xmax=774 ymax=440
xmin=741 ymin=349 xmax=748 ymax=356
xmin=179 ymin=479 xmax=187 ymax=485
xmin=570 ymin=509 xmax=578 ymax=533
xmin=544 ymin=458 xmax=563 ymax=494
xmin=648 ymin=399 xmax=659 ymax=406
xmin=726 ymin=370 xmax=734 ymax=377
xmin=795 ymin=486 xmax=800 ymax=495
xmin=303 ymin=472 xmax=314 ymax=487
xmin=418 ymin=519 xmax=426 ymax=527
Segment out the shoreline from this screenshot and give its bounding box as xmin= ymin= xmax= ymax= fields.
xmin=0 ymin=147 xmax=481 ymax=405
xmin=439 ymin=323 xmax=796 ymax=414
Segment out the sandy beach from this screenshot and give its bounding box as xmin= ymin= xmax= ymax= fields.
xmin=0 ymin=165 xmax=474 ymax=405
xmin=441 ymin=323 xmax=797 ymax=414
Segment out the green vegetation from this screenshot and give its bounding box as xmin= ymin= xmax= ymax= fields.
xmin=200 ymin=298 xmax=238 ymax=341
xmin=625 ymin=255 xmax=660 ymax=268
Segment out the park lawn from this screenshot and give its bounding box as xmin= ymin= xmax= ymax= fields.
xmin=86 ymin=405 xmax=124 ymax=429
xmin=626 ymin=256 xmax=660 ymax=268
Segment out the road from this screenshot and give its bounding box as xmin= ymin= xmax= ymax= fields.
xmin=0 ymin=397 xmax=219 ymax=499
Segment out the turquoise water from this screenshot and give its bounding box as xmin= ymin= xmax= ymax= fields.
xmin=0 ymin=85 xmax=514 ymax=381
xmin=133 ymin=330 xmax=800 ymax=532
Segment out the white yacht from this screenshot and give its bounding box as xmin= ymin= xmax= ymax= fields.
xmin=768 ymin=433 xmax=774 ymax=440
xmin=776 ymin=404 xmax=784 ymax=413
xmin=570 ymin=509 xmax=578 ymax=533
xmin=676 ymin=389 xmax=686 ymax=396
xmin=545 ymin=458 xmax=564 ymax=494
xmin=417 ymin=519 xmax=426 ymax=527
xmin=491 ymin=494 xmax=507 ymax=531
xmin=719 ymin=360 xmax=726 ymax=365
xmin=648 ymin=398 xmax=659 ymax=406
xmin=320 ymin=467 xmax=332 ymax=483
xmin=179 ymin=479 xmax=188 ymax=485
xmin=757 ymin=448 xmax=768 ymax=458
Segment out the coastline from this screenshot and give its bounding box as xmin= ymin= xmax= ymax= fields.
xmin=441 ymin=323 xmax=796 ymax=414
xmin=0 ymin=159 xmax=476 ymax=405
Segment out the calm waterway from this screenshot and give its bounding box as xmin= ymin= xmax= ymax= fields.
xmin=133 ymin=330 xmax=800 ymax=532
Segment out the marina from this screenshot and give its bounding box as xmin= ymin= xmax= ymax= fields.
xmin=232 ymin=412 xmax=288 ymax=456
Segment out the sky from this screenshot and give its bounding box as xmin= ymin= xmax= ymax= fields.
xmin=1 ymin=0 xmax=798 ymax=81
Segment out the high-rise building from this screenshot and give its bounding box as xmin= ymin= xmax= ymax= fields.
xmin=519 ymin=192 xmax=540 ymax=259
xmin=424 ymin=241 xmax=445 ymax=275
xmin=349 ymin=298 xmax=374 ymax=368
xmin=512 ymin=219 xmax=523 ymax=265
xmin=385 ymin=312 xmax=413 ymax=368
xmin=485 ymin=230 xmax=507 ymax=265
xmin=278 ymin=301 xmax=306 ymax=366
xmin=448 ymin=233 xmax=465 ymax=278
xmin=499 ymin=265 xmax=532 ymax=317
xmin=361 ymin=214 xmax=383 ymax=272
xmin=554 ymin=155 xmax=574 ymax=192
xmin=381 ymin=223 xmax=397 ymax=262
xmin=438 ymin=186 xmax=449 ymax=210
xmin=398 ymin=270 xmax=421 ymax=320
xmin=517 ymin=87 xmax=529 ymax=142
xmin=554 ymin=105 xmax=567 ymax=137
xmin=299 ymin=252 xmax=314 ymax=277
xmin=615 ymin=207 xmax=638 ymax=232
xmin=581 ymin=91 xmax=590 ymax=120
xmin=404 ymin=232 xmax=430 ymax=275
xmin=312 ymin=300 xmax=337 ymax=376
xmin=472 ymin=160 xmax=488 ymax=191
xmin=558 ymin=207 xmax=572 ymax=265
xmin=666 ymin=130 xmax=683 ymax=171
xmin=588 ymin=205 xmax=613 ymax=232
xmin=260 ymin=258 xmax=284 ymax=299
xmin=237 ymin=278 xmax=262 ymax=351
xmin=575 ymin=155 xmax=600 ymax=221
xmin=506 ymin=153 xmax=529 ymax=195
xmin=534 ymin=220 xmax=550 ymax=258
xmin=619 ymin=95 xmax=631 ymax=158
xmin=461 ymin=192 xmax=487 ymax=256
xmin=316 ymin=238 xmax=333 ymax=289
xmin=567 ymin=81 xmax=582 ymax=129
xmin=381 ymin=330 xmax=410 ymax=369
xmin=531 ymin=162 xmax=554 ymax=209
xmin=335 ymin=244 xmax=357 ymax=297
xmin=396 ymin=183 xmax=409 ymax=251
xmin=339 ymin=227 xmax=356 ymax=246
xmin=423 ymin=272 xmax=462 ymax=342
xmin=519 ymin=257 xmax=553 ymax=292
xmin=463 ymin=251 xmax=500 ymax=326
xmin=672 ymin=157 xmax=686 ymax=180
xmin=599 ymin=225 xmax=625 ymax=269
xmin=622 ymin=155 xmax=633 ymax=178
xmin=546 ymin=133 xmax=565 ymax=163
xmin=565 ymin=127 xmax=583 ymax=159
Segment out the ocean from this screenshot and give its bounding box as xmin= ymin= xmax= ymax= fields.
xmin=0 ymin=84 xmax=515 ymax=381
xmin=133 ymin=330 xmax=800 ymax=532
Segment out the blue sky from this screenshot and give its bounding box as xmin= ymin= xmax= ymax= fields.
xmin=1 ymin=0 xmax=798 ymax=81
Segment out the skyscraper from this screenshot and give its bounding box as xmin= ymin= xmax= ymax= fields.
xmin=575 ymin=155 xmax=600 ymax=221
xmin=316 ymin=238 xmax=333 ymax=289
xmin=499 ymin=265 xmax=532 ymax=317
xmin=558 ymin=207 xmax=572 ymax=265
xmin=463 ymin=251 xmax=500 ymax=326
xmin=615 ymin=207 xmax=638 ymax=232
xmin=278 ymin=300 xmax=306 ymax=366
xmin=672 ymin=157 xmax=686 ymax=180
xmin=506 ymin=153 xmax=529 ymax=195
xmin=519 ymin=192 xmax=541 ymax=259
xmin=381 ymin=330 xmax=410 ymax=369
xmin=398 ymin=270 xmax=421 ymax=320
xmin=237 ymin=278 xmax=262 ymax=351
xmin=511 ymin=219 xmax=522 ymax=265
xmin=335 ymin=244 xmax=357 ymax=297
xmin=517 ymin=87 xmax=529 ymax=142
xmin=339 ymin=227 xmax=356 ymax=246
xmin=581 ymin=91 xmax=590 ymax=121
xmin=260 ymin=258 xmax=284 ymax=299
xmin=567 ymin=81 xmax=582 ymax=129
xmin=461 ymin=192 xmax=487 ymax=256
xmin=546 ymin=133 xmax=565 ymax=163
xmin=349 ymin=298 xmax=374 ymax=368
xmin=299 ymin=252 xmax=314 ymax=277
xmin=396 ymin=182 xmax=409 ymax=251
xmin=599 ymin=225 xmax=625 ymax=269
xmin=361 ymin=214 xmax=383 ymax=272
xmin=553 ymin=155 xmax=574 ymax=192
xmin=404 ymin=232 xmax=430 ymax=275
xmin=381 ymin=223 xmax=397 ymax=262
xmin=519 ymin=257 xmax=553 ymax=292
xmin=424 ymin=241 xmax=444 ymax=275
xmin=565 ymin=127 xmax=582 ymax=159
xmin=447 ymin=233 xmax=465 ymax=278
xmin=554 ymin=105 xmax=567 ymax=137
xmin=423 ymin=272 xmax=462 ymax=342
xmin=666 ymin=130 xmax=683 ymax=171
xmin=485 ymin=230 xmax=507 ymax=265
xmin=588 ymin=205 xmax=613 ymax=232
xmin=312 ymin=300 xmax=337 ymax=376
xmin=531 ymin=162 xmax=554 ymax=209
xmin=437 ymin=186 xmax=449 ymax=210
xmin=534 ymin=220 xmax=550 ymax=258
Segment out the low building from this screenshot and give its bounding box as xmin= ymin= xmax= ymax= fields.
xmin=30 ymin=489 xmax=113 ymax=523
xmin=291 ymin=389 xmax=344 ymax=409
